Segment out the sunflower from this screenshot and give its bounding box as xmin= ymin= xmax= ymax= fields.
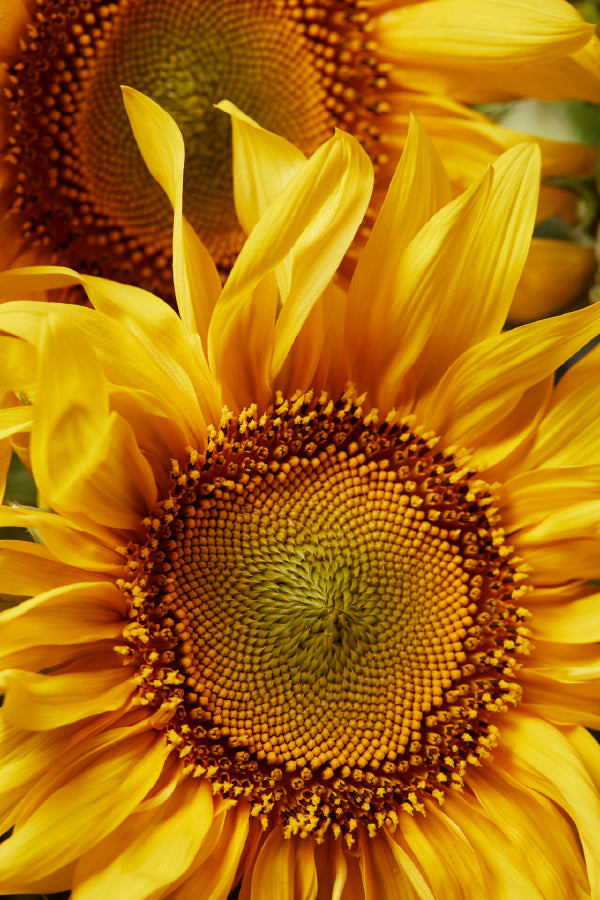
xmin=0 ymin=0 xmax=599 ymax=314
xmin=1 ymin=91 xmax=600 ymax=899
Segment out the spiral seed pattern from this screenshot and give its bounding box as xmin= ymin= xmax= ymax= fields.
xmin=117 ymin=389 xmax=530 ymax=843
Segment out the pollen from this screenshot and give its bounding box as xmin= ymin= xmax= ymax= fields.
xmin=116 ymin=388 xmax=531 ymax=842
xmin=3 ymin=0 xmax=389 ymax=300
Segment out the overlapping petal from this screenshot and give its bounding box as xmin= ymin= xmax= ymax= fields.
xmin=422 ymin=301 xmax=600 ymax=466
xmin=0 ymin=665 xmax=134 ymax=731
xmin=0 ymin=730 xmax=170 ymax=891
xmin=72 ymin=779 xmax=215 ymax=900
xmin=379 ymin=0 xmax=600 ymax=103
xmin=382 ymin=0 xmax=593 ymax=63
xmin=0 ymin=283 xmax=209 ymax=444
xmin=208 ymin=126 xmax=372 ymax=408
xmin=347 ymin=126 xmax=542 ymax=413
xmin=31 ymin=315 xmax=157 ymax=533
xmin=497 ymin=718 xmax=600 ymax=896
xmin=0 ymin=581 xmax=125 ymax=659
xmin=171 ymin=802 xmax=252 ymax=900
xmin=121 ymin=86 xmax=222 ymax=388
xmin=509 ymin=239 xmax=596 ymax=324
xmin=345 ymin=115 xmax=451 ymax=392
xmin=0 ymin=505 xmax=123 ymax=572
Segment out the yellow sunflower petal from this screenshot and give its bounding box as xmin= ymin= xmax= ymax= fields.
xmin=171 ymin=803 xmax=251 ymax=900
xmin=107 ymin=387 xmax=190 ymax=494
xmin=268 ymin=132 xmax=372 ymax=383
xmin=509 ymin=239 xmax=596 ymax=324
xmin=0 ymin=863 xmax=77 ymax=897
xmin=507 ymin=488 xmax=600 ymax=585
xmin=351 ymin=141 xmax=540 ymax=412
xmin=121 ymin=85 xmax=222 ymax=368
xmin=525 ymin=540 xmax=600 ymax=585
xmin=72 ymin=778 xmax=214 ymax=900
xmin=394 ymin=800 xmax=486 ymax=899
xmin=460 ymin=377 xmax=553 ymax=478
xmin=0 ymin=731 xmax=170 ymax=890
xmin=0 ymin=665 xmax=133 ymax=731
xmin=0 ymin=505 xmax=123 ymax=573
xmin=293 ymin=837 xmax=319 ymax=900
xmin=414 ymin=111 xmax=597 ymax=189
xmin=219 ymin=100 xmax=306 ymax=238
xmin=0 ymin=582 xmax=124 ymax=659
xmin=390 ymin=47 xmax=600 ymax=106
xmin=313 ymin=839 xmax=349 ymax=900
xmin=359 ymin=829 xmax=423 ymax=900
xmin=119 ymin=85 xmax=183 ymax=229
xmin=0 ymin=643 xmax=97 ymax=676
xmin=345 ymin=114 xmax=451 ymax=390
xmin=349 ymin=151 xmax=493 ymax=411
xmin=208 ymin=128 xmax=372 ymax=407
xmin=524 ymin=343 xmax=600 ymax=468
xmin=474 ymin=0 xmax=600 ymax=103
xmin=313 ymin=282 xmax=350 ymax=398
xmin=569 ymin=725 xmax=600 ymax=795
xmin=0 ymin=406 xmax=33 ymax=439
xmin=533 ymin=590 xmax=600 ymax=645
xmin=31 ymin=315 xmax=157 ymax=532
xmin=248 ymin=827 xmax=295 ymax=900
xmin=380 ymin=0 xmax=593 ymax=67
xmin=0 ymin=724 xmax=81 ymax=893
xmin=0 ymin=332 xmax=37 ymax=391
xmin=499 ymin=465 xmax=600 ymax=533
xmin=481 ymin=36 xmax=600 ymax=104
xmin=219 ymin=99 xmax=307 ymax=305
xmin=274 ymin=289 xmax=327 ymax=399
xmin=526 ymin=640 xmax=600 ymax=681
xmin=379 ymin=0 xmax=600 ymax=104
xmin=498 ymin=717 xmax=600 ymax=895
xmin=467 ymin=767 xmax=590 ymax=898
xmin=441 ymin=785 xmax=583 ymax=898
xmin=512 ymin=499 xmax=600 ymax=557
xmin=413 ymin=143 xmax=541 ymax=397
xmin=381 ymin=832 xmax=435 ymax=900
xmin=522 ymin=679 xmax=600 ymax=730
xmin=69 ymin=272 xmax=219 ymax=431
xmin=521 ymin=641 xmax=600 ymax=728
xmin=0 ymin=718 xmax=78 ymax=800
xmin=177 ymin=218 xmax=224 ymax=359
xmin=423 ymin=301 xmax=600 ymax=459
xmin=0 ymin=287 xmax=209 ymax=443
xmin=501 ymin=466 xmax=600 ymax=584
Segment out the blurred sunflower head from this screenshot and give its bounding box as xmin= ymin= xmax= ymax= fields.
xmin=2 ymin=93 xmax=600 ymax=899
xmin=1 ymin=0 xmax=599 ymax=311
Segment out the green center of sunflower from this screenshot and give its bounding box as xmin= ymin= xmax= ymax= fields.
xmin=117 ymin=390 xmax=530 ymax=844
xmin=4 ymin=0 xmax=388 ymax=299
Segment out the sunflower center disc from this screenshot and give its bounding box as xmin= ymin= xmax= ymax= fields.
xmin=118 ymin=390 xmax=530 ymax=843
xmin=78 ymin=0 xmax=330 ymax=268
xmin=5 ymin=0 xmax=387 ymax=296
